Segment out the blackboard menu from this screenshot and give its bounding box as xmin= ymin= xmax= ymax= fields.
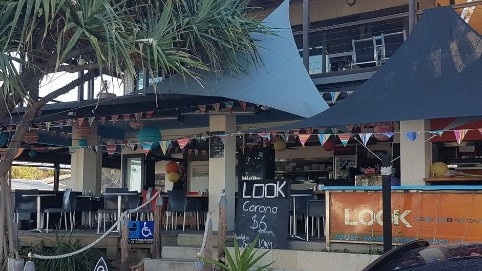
xmin=236 ymin=179 xmax=290 ymax=249
xmin=209 ymin=134 xmax=224 ymax=158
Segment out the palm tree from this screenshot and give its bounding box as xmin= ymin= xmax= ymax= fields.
xmin=0 ymin=0 xmax=269 ymax=264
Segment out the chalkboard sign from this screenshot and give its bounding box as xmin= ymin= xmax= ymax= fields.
xmin=209 ymin=135 xmax=224 ymax=158
xmin=236 ymin=179 xmax=290 ymax=249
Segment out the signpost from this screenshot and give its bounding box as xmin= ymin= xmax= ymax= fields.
xmin=236 ymin=179 xmax=290 ymax=249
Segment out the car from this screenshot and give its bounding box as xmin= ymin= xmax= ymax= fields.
xmin=362 ymin=240 xmax=482 ymax=270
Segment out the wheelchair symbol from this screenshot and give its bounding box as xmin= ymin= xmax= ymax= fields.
xmin=141 ymin=222 xmax=152 ymax=238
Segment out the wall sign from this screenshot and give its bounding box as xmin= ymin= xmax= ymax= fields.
xmin=236 ymin=179 xmax=290 ymax=249
xmin=128 ymin=221 xmax=154 ymax=244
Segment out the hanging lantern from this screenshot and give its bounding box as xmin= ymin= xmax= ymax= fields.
xmin=322 ymin=139 xmax=336 ymax=151
xmin=106 ymin=139 xmax=117 ymax=155
xmin=167 ymin=172 xmax=180 ymax=183
xmin=76 ymin=123 xmax=91 ymax=138
xmin=165 ymin=161 xmax=179 ymax=173
xmin=23 ymin=131 xmax=39 ymax=144
xmin=373 ymin=122 xmax=393 ymax=142
xmin=273 ymin=139 xmax=286 ymax=152
xmin=137 ymin=127 xmax=161 ymax=144
xmin=0 ymin=132 xmax=7 ymax=147
xmin=430 ymin=162 xmax=448 ymax=178
xmin=29 ymin=150 xmax=37 ymax=157
xmin=78 ymin=138 xmax=88 ymax=148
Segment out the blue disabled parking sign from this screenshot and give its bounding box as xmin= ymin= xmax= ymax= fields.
xmin=128 ymin=221 xmax=154 ymax=244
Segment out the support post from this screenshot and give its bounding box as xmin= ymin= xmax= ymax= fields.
xmin=217 ymin=192 xmax=227 ymax=262
xmin=152 ymin=195 xmax=163 ymax=259
xmin=121 ymin=217 xmax=130 ymax=271
xmin=302 ymin=0 xmax=310 ymax=71
xmin=408 ymin=0 xmax=417 ymax=34
xmin=381 ymin=154 xmax=392 ymax=252
xmin=203 ymin=219 xmax=213 ymax=271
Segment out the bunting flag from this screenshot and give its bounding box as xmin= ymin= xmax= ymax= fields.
xmin=141 ymin=142 xmax=153 ymax=155
xmin=66 ymin=119 xmax=72 ymax=126
xmin=145 ymin=111 xmax=154 ymax=119
xmin=430 ymin=130 xmax=444 ymax=137
xmin=279 ymin=133 xmax=288 ymax=142
xmin=57 ymin=120 xmax=64 ymax=128
xmin=454 ymin=129 xmax=468 ymax=144
xmin=194 ymin=149 xmax=199 ymax=156
xmin=198 ymin=105 xmax=206 ymax=113
xmin=219 ymin=135 xmax=227 ymax=145
xmin=100 ymin=116 xmax=106 ymax=125
xmin=45 ymin=122 xmax=51 ymax=131
xmin=77 ymin=118 xmax=84 ymax=126
xmin=88 ymin=117 xmax=95 ymax=126
xmin=213 ymin=103 xmax=221 ymax=112
xmin=258 ymin=132 xmax=271 ymax=141
xmin=330 ymin=91 xmax=341 ymax=103
xmin=405 ymin=131 xmax=417 ymax=141
xmin=110 ymin=115 xmax=118 ymax=124
xmin=134 ymin=113 xmax=141 ymax=121
xmin=338 ymin=133 xmax=351 ymax=147
xmin=298 ymin=134 xmax=311 ymax=147
xmin=318 ymin=134 xmax=330 ymax=145
xmin=239 ymin=101 xmax=247 ymax=111
xmin=479 ymin=128 xmax=482 ymax=136
xmin=123 ymin=113 xmax=131 ymax=121
xmin=177 ymin=138 xmax=190 ymax=149
xmin=383 ymin=132 xmax=395 ymax=139
xmin=160 ymin=140 xmax=171 ymax=154
xmin=224 ymin=101 xmax=234 ymax=111
xmin=360 ymin=133 xmax=373 ymax=146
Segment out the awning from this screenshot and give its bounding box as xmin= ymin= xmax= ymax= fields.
xmin=269 ymin=6 xmax=482 ymax=130
xmin=154 ymin=0 xmax=328 ymax=118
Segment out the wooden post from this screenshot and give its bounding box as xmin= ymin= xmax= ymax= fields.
xmin=203 ymin=218 xmax=213 ymax=271
xmin=121 ymin=217 xmax=130 ymax=271
xmin=152 ymin=194 xmax=163 ymax=259
xmin=217 ymin=192 xmax=227 ymax=262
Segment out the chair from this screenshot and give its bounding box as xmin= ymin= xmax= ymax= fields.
xmin=14 ymin=189 xmax=38 ymax=224
xmin=305 ymin=200 xmax=326 ymax=241
xmin=97 ymin=187 xmax=129 ymax=234
xmin=43 ymin=188 xmax=77 ymax=233
xmin=290 ymin=189 xmax=313 ymax=238
xmin=166 ymin=190 xmax=200 ymax=231
xmin=130 ymin=187 xmax=156 ymax=221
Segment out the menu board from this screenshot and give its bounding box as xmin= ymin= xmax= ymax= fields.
xmin=236 ymin=179 xmax=290 ymax=249
xmin=209 ymin=134 xmax=224 ymax=158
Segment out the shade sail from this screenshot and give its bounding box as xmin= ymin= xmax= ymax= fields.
xmin=271 ymin=6 xmax=482 ymax=130
xmin=155 ymin=0 xmax=328 ymax=118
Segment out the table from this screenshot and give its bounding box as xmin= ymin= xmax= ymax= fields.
xmin=102 ymin=192 xmax=138 ymax=232
xmin=23 ymin=193 xmax=56 ymax=232
xmin=76 ymin=195 xmax=101 ymax=228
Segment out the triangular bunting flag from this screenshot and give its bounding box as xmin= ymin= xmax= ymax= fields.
xmin=279 ymin=133 xmax=287 ymax=142
xmin=45 ymin=122 xmax=51 ymax=131
xmin=100 ymin=116 xmax=106 ymax=125
xmin=258 ymin=132 xmax=271 ymax=141
xmin=330 ymin=92 xmax=341 ymax=103
xmin=88 ymin=117 xmax=95 ymax=126
xmin=430 ymin=130 xmax=444 ymax=137
xmin=239 ymin=101 xmax=247 ymax=111
xmin=320 ymin=134 xmax=330 ymax=145
xmin=338 ymin=133 xmax=351 ymax=147
xmin=141 ymin=142 xmax=153 ymax=155
xmin=454 ymin=129 xmax=468 ymax=144
xmin=177 ymin=138 xmax=190 ymax=149
xmin=224 ymin=101 xmax=234 ymax=111
xmin=298 ymin=134 xmax=311 ymax=147
xmin=145 ymin=111 xmax=154 ymax=118
xmin=160 ymin=140 xmax=171 ymax=154
xmin=66 ymin=119 xmax=72 ymax=126
xmin=383 ymin=132 xmax=394 ymax=139
xmin=213 ymin=103 xmax=221 ymax=112
xmin=198 ymin=105 xmax=206 ymax=113
xmin=77 ymin=118 xmax=84 ymax=126
xmin=360 ymin=133 xmax=372 ymax=146
xmin=219 ymin=135 xmax=227 ymax=145
xmin=123 ymin=113 xmax=131 ymax=121
xmin=478 ymin=128 xmax=482 ymax=136
xmin=405 ymin=131 xmax=417 ymax=141
xmin=110 ymin=115 xmax=118 ymax=124
xmin=134 ymin=113 xmax=141 ymax=121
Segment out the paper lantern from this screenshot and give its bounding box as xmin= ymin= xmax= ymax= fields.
xmin=430 ymin=162 xmax=448 ymax=178
xmin=137 ymin=127 xmax=161 ymax=144
xmin=273 ymin=139 xmax=286 ymax=152
xmin=322 ymin=139 xmax=336 ymax=151
xmin=165 ymin=161 xmax=179 ymax=173
xmin=23 ymin=131 xmax=39 ymax=144
xmin=76 ymin=123 xmax=91 ymax=138
xmin=78 ymin=138 xmax=88 ymax=148
xmin=167 ymin=172 xmax=180 ymax=183
xmin=373 ymin=122 xmax=393 ymax=141
xmin=106 ymin=139 xmax=116 ymax=155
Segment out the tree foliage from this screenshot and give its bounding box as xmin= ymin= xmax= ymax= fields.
xmin=10 ymin=166 xmax=54 ymax=180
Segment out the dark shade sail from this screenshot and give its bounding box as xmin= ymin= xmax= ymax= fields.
xmin=270 ymin=6 xmax=482 ymax=130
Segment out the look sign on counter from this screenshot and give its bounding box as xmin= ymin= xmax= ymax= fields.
xmin=236 ymin=179 xmax=290 ymax=249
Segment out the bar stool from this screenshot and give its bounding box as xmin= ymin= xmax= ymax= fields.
xmin=305 ymin=199 xmax=326 ymax=241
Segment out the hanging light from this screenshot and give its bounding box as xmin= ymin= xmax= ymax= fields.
xmin=23 ymin=131 xmax=39 ymax=144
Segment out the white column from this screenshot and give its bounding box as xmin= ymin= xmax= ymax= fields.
xmin=208 ymin=115 xmax=236 ymax=231
xmin=400 ymin=120 xmax=432 ymax=185
xmin=70 ymin=125 xmax=102 ymax=194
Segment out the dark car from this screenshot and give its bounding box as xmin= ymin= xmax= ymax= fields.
xmin=362 ymin=240 xmax=482 ymax=270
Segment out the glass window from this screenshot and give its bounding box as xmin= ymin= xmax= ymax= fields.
xmin=123 ymin=156 xmax=143 ymax=192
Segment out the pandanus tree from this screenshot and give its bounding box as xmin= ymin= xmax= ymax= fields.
xmin=0 ymin=0 xmax=268 ymax=264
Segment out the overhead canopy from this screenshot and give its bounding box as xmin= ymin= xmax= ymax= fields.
xmin=155 ymin=0 xmax=328 ymax=118
xmin=272 ymin=6 xmax=482 ymax=130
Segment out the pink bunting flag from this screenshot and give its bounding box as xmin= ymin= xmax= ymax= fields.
xmin=338 ymin=133 xmax=351 ymax=147
xmin=298 ymin=134 xmax=311 ymax=147
xmin=123 ymin=113 xmax=131 ymax=121
xmin=100 ymin=116 xmax=106 ymax=125
xmin=77 ymin=118 xmax=84 ymax=126
xmin=479 ymin=128 xmax=482 ymax=136
xmin=239 ymin=101 xmax=247 ymax=111
xmin=177 ymin=138 xmax=190 ymax=149
xmin=360 ymin=133 xmax=373 ymax=146
xmin=405 ymin=131 xmax=417 ymax=141
xmin=454 ymin=129 xmax=468 ymax=144
xmin=145 ymin=111 xmax=154 ymax=119
xmin=110 ymin=115 xmax=118 ymax=124
xmin=258 ymin=133 xmax=271 ymax=141
xmin=219 ymin=135 xmax=227 ymax=144
xmin=198 ymin=105 xmax=206 ymax=113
